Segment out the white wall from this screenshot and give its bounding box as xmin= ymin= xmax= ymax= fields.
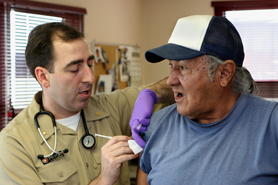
xmin=31 ymin=0 xmax=239 ymax=85
xmin=32 ymin=0 xmax=144 ymax=48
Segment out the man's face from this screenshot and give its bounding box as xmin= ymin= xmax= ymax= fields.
xmin=167 ymin=56 xmax=219 ymax=123
xmin=47 ymin=38 xmax=94 ymax=116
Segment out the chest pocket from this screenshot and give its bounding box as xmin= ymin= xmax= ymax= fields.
xmin=87 ymin=114 xmax=113 ymax=166
xmin=38 ymin=157 xmax=78 ymax=184
xmin=91 ymin=136 xmax=109 ymax=166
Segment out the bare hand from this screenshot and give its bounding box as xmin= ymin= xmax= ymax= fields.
xmin=96 ymin=136 xmax=139 ymax=185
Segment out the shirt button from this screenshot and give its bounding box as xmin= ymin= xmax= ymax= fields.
xmin=58 ymin=172 xmax=63 ymax=178
xmin=42 ymin=131 xmax=46 ymax=135
xmin=95 ymin=112 xmax=100 ymax=116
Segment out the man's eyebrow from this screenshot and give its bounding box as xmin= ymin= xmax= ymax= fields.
xmin=65 ymin=60 xmax=83 ymax=68
xmin=64 ymin=55 xmax=94 ymax=69
xmin=88 ymin=55 xmax=94 ymax=61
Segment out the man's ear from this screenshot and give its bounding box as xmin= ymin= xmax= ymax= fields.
xmin=219 ymin=60 xmax=236 ymax=88
xmin=35 ymin=67 xmax=50 ymax=88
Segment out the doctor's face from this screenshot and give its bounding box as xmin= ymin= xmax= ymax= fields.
xmin=47 ymin=38 xmax=94 ymax=116
xmin=167 ymin=56 xmax=218 ymax=122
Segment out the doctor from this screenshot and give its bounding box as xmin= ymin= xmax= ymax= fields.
xmin=0 ymin=22 xmax=173 ymax=185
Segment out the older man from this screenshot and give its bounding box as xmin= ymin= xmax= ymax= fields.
xmin=137 ymin=15 xmax=278 ymax=185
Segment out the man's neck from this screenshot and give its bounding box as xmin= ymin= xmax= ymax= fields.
xmin=196 ymin=93 xmax=240 ymax=124
xmin=41 ymin=93 xmax=79 ymax=120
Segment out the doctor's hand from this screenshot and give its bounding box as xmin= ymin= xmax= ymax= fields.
xmin=129 ymin=89 xmax=157 ymax=148
xmin=91 ymin=136 xmax=139 ymax=185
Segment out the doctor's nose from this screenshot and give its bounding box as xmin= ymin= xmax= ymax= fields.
xmin=82 ymin=65 xmax=94 ymax=84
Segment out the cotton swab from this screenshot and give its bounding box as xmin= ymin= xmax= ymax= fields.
xmin=95 ymin=133 xmax=112 ymax=139
xmin=94 ymin=133 xmax=143 ymax=154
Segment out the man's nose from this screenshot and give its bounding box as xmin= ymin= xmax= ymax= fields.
xmin=82 ymin=66 xmax=94 ymax=84
xmin=167 ymin=69 xmax=180 ymax=86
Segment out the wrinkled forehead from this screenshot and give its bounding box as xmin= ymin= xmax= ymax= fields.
xmin=171 ymin=55 xmax=208 ymax=65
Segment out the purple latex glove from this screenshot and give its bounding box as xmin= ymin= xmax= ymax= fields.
xmin=129 ymin=89 xmax=157 ymax=148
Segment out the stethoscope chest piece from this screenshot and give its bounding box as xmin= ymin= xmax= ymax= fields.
xmin=80 ymin=110 xmax=95 ymax=149
xmin=82 ymin=134 xmax=96 ymax=149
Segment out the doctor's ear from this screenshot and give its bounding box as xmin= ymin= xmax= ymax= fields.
xmin=35 ymin=67 xmax=50 ymax=88
xmin=219 ymin=60 xmax=236 ymax=88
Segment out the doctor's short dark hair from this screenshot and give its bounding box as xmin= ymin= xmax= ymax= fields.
xmin=25 ymin=22 xmax=84 ymax=80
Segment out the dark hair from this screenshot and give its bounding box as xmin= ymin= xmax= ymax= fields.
xmin=25 ymin=22 xmax=84 ymax=80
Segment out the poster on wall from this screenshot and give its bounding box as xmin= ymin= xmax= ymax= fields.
xmin=108 ymin=63 xmax=118 ymax=91
xmin=94 ymin=46 xmax=105 ymax=63
xmin=118 ymin=47 xmax=129 ymax=82
xmin=119 ymin=45 xmax=141 ymax=86
xmin=96 ymin=74 xmax=113 ymax=94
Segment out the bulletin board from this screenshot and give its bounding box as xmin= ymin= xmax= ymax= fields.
xmin=91 ymin=42 xmax=141 ymax=94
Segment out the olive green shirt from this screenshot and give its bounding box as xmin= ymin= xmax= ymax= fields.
xmin=0 ymin=86 xmax=146 ymax=185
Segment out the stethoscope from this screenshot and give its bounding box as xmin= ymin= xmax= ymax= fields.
xmin=34 ymin=100 xmax=96 ymax=160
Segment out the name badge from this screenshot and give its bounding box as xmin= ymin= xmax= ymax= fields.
xmin=40 ymin=151 xmax=66 ymax=165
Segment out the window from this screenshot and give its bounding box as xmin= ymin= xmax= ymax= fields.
xmin=225 ymin=9 xmax=278 ymax=82
xmin=212 ymin=0 xmax=278 ymax=100
xmin=0 ymin=0 xmax=86 ymax=131
xmin=11 ymin=10 xmax=63 ymax=109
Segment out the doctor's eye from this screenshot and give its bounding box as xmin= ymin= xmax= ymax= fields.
xmin=70 ymin=69 xmax=79 ymax=73
xmin=70 ymin=66 xmax=80 ymax=73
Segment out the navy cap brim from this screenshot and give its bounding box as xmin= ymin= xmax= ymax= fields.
xmin=145 ymin=43 xmax=206 ymax=63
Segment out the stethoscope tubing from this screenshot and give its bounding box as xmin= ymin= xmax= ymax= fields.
xmin=81 ymin=109 xmax=89 ymax=135
xmin=35 ymin=97 xmax=94 ymax=160
xmin=34 ymin=111 xmax=58 ymax=157
xmin=37 ymin=126 xmax=58 ymax=157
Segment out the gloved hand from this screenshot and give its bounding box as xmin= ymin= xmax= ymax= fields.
xmin=129 ymin=89 xmax=157 ymax=148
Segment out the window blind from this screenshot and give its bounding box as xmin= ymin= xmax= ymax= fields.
xmin=0 ymin=3 xmax=10 ymax=131
xmin=10 ymin=10 xmax=63 ymax=109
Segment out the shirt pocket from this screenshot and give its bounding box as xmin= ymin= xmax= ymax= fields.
xmin=37 ymin=157 xmax=78 ymax=184
xmin=91 ymin=140 xmax=102 ymax=166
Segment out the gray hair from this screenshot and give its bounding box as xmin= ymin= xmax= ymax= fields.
xmin=204 ymin=55 xmax=259 ymax=95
